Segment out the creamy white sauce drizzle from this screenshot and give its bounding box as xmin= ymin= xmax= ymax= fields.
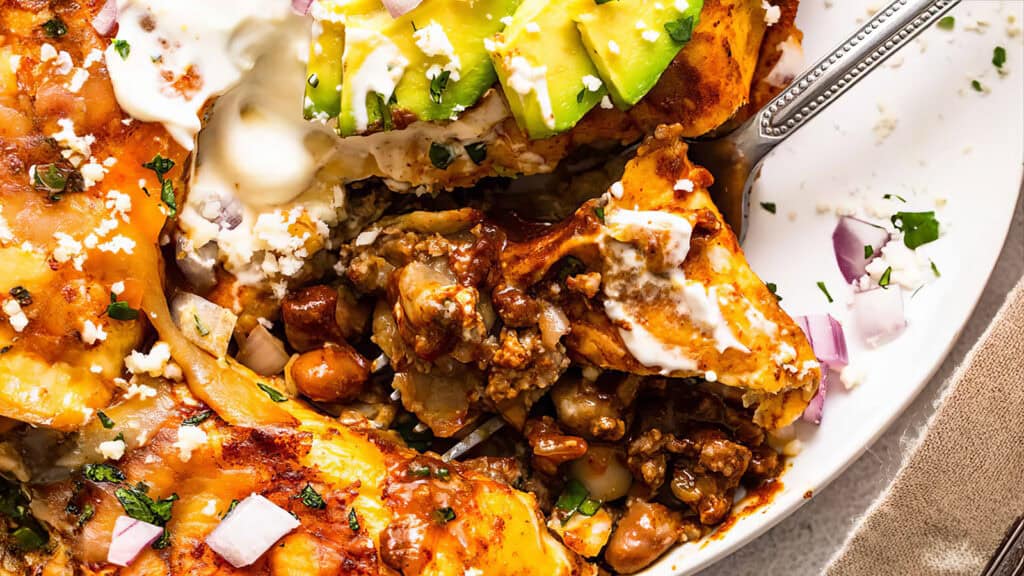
xmin=105 ymin=0 xmax=290 ymax=150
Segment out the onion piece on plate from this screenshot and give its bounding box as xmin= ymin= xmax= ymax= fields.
xmin=91 ymin=0 xmax=118 ymax=36
xmin=853 ymin=287 xmax=907 ymax=348
xmin=381 ymin=0 xmax=423 ymax=18
xmin=169 ymin=292 xmax=238 ymax=358
xmin=794 ymin=314 xmax=849 ymax=369
xmin=206 ymin=494 xmax=300 ymax=568
xmin=107 ymin=516 xmax=164 ymax=567
xmin=291 ymin=0 xmax=314 ymax=15
xmin=802 ymin=369 xmax=831 ymax=425
xmin=832 ymin=216 xmax=890 ymax=283
xmin=237 ymin=325 xmax=290 ymax=376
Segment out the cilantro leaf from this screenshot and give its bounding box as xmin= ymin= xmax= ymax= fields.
xmin=297 ymin=484 xmax=326 ymax=510
xmin=257 ymin=382 xmax=287 ymax=402
xmin=664 ymin=16 xmax=694 ymax=43
xmin=84 ymin=463 xmax=126 ymax=484
xmin=891 ymin=211 xmax=939 ymax=249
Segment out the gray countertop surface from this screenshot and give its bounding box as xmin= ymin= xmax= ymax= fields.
xmin=703 ymin=185 xmax=1024 ymax=575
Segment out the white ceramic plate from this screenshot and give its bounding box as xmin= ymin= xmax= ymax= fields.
xmin=650 ymin=1 xmax=1024 ymax=574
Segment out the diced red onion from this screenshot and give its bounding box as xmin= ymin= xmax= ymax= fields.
xmin=205 ymin=494 xmax=300 ymax=568
xmin=237 ymin=325 xmax=290 ymax=376
xmin=442 ymin=416 xmax=506 ymax=462
xmin=107 ymin=516 xmax=164 ymax=567
xmin=291 ymin=0 xmax=314 ymax=15
xmin=91 ymin=0 xmax=118 ymax=36
xmin=832 ymin=216 xmax=890 ymax=283
xmin=853 ymin=287 xmax=907 ymax=348
xmin=381 ymin=0 xmax=423 ymax=18
xmin=802 ymin=369 xmax=830 ymax=425
xmin=794 ymin=314 xmax=848 ymax=369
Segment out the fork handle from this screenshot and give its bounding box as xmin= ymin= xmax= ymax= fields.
xmin=755 ymin=0 xmax=960 ymax=147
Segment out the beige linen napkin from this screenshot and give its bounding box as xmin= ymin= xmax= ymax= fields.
xmin=826 ymin=277 xmax=1024 ymax=575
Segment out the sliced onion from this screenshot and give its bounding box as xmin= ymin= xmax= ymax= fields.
xmin=107 ymin=516 xmax=164 ymax=567
xmin=794 ymin=314 xmax=848 ymax=369
xmin=538 ymin=302 xmax=570 ymax=349
xmin=853 ymin=287 xmax=907 ymax=348
xmin=802 ymin=369 xmax=830 ymax=425
xmin=91 ymin=0 xmax=118 ymax=36
xmin=237 ymin=325 xmax=290 ymax=376
xmin=442 ymin=416 xmax=506 ymax=462
xmin=175 ymin=237 xmax=218 ymax=292
xmin=291 ymin=0 xmax=314 ymax=15
xmin=381 ymin=0 xmax=423 ymax=18
xmin=169 ymin=292 xmax=238 ymax=358
xmin=206 ymin=494 xmax=300 ymax=568
xmin=832 ymin=216 xmax=890 ymax=283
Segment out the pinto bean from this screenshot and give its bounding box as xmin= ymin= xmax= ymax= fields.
xmin=290 ymin=343 xmax=370 ymax=403
xmin=605 ymin=501 xmax=684 ymax=574
xmin=282 ymin=285 xmax=343 ymax=352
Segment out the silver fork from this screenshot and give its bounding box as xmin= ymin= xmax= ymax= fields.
xmin=688 ymin=0 xmax=961 ymax=241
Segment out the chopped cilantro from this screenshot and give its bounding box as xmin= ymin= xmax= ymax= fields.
xmin=112 ymin=39 xmax=130 ymax=60
xmin=297 ymin=484 xmax=326 ymax=510
xmin=306 ymin=73 xmax=319 ymax=88
xmin=429 ymin=142 xmax=456 ymax=170
xmin=97 ymin=411 xmax=115 ymax=429
xmin=161 ymin=178 xmax=177 ymax=217
xmin=971 ymin=79 xmax=984 ymax=92
xmin=143 ymin=154 xmax=176 ymax=216
xmin=76 ymin=503 xmax=95 ymax=527
xmin=9 ymin=286 xmax=31 ymax=306
xmin=114 ymin=485 xmax=177 ymax=537
xmin=41 ymin=18 xmax=67 ymax=38
xmin=766 ymin=282 xmax=782 ymax=301
xmin=182 ymin=410 xmax=212 ymax=426
xmin=107 ymin=298 xmax=139 ymax=321
xmin=408 ymin=463 xmax=432 ymax=478
xmin=760 ymin=202 xmax=777 ymax=214
xmin=435 ymin=467 xmax=450 ymax=481
xmin=993 ymin=46 xmax=1007 ymax=69
xmin=83 ymin=463 xmax=125 ymax=483
xmin=891 ymin=211 xmax=939 ymax=249
xmin=816 ymin=281 xmax=834 ymax=304
xmin=576 ymin=88 xmax=586 ymax=104
xmin=664 ymin=16 xmax=694 ymax=43
xmin=930 ymin=260 xmax=941 ymax=277
xmin=142 ymin=155 xmax=174 ymax=178
xmin=864 ymin=245 xmax=874 ymax=259
xmin=372 ymin=92 xmax=394 ymax=131
xmin=32 ymin=163 xmax=76 ymax=198
xmin=257 ymin=382 xmax=287 ymax=402
xmin=593 ymin=205 xmax=605 ymax=222
xmin=883 ymin=193 xmax=906 ymax=202
xmin=577 ymin=497 xmax=601 ymax=517
xmin=464 ymin=142 xmax=487 ymax=165
xmin=193 ymin=313 xmax=209 ymax=337
xmin=937 ymin=16 xmax=955 ymax=30
xmin=879 ymin=266 xmax=893 ymax=288
xmin=348 ymin=507 xmax=360 ymax=531
xmin=223 ymin=499 xmax=240 ymax=518
xmin=429 ymin=70 xmax=451 ymax=105
xmin=433 ymin=506 xmax=456 ymax=524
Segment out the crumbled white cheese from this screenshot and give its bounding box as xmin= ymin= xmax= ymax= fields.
xmin=53 ymin=50 xmax=73 ymax=75
xmin=202 ymin=499 xmax=218 ymax=516
xmin=581 ymin=74 xmax=603 ymax=92
xmin=97 ymin=439 xmax=127 ymax=461
xmin=505 ymin=56 xmax=555 ymax=129
xmin=762 ymin=1 xmax=781 ymax=26
xmin=125 ymin=342 xmax=172 ymax=377
xmin=609 ymin=181 xmax=624 ymax=199
xmin=82 ymin=49 xmax=104 ymax=68
xmin=607 ymin=40 xmax=621 ymax=55
xmin=39 ymin=43 xmax=58 ymax=62
xmin=840 ymin=362 xmax=867 ymax=389
xmin=66 ymin=68 xmax=89 ymax=93
xmin=600 ymin=95 xmax=614 ymax=109
xmin=864 ymin=241 xmax=932 ymax=290
xmin=50 ymin=119 xmax=95 ymax=162
xmin=111 ymin=281 xmax=125 ymax=295
xmin=97 ymin=235 xmax=136 ymax=255
xmin=80 ymin=160 xmax=107 ymax=188
xmin=641 ymin=29 xmax=661 ymax=43
xmin=413 ymin=21 xmax=461 ymax=80
xmin=105 ymin=190 xmax=132 ymax=221
xmin=172 ymin=425 xmax=208 ymax=462
xmin=673 ymin=179 xmax=694 ymax=192
xmin=0 ymin=206 xmax=12 ymax=245
xmin=81 ymin=319 xmax=108 ymax=345
xmin=163 ymin=361 xmax=183 ymax=381
xmin=52 ymin=232 xmax=84 ymax=270
xmin=3 ymin=299 xmax=28 ymax=333
xmin=525 ymin=22 xmax=541 ymax=33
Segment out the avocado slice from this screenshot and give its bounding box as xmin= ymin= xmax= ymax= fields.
xmin=385 ymin=0 xmax=520 ymax=123
xmin=303 ymin=0 xmax=382 ymax=122
xmin=337 ymin=11 xmax=408 ymax=136
xmin=490 ymin=0 xmax=607 ymax=139
xmin=576 ymin=0 xmax=703 ymax=109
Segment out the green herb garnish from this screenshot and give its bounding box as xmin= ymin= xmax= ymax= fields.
xmin=433 ymin=506 xmax=456 ymax=524
xmin=664 ymin=16 xmax=694 ymax=43
xmin=878 ymin=266 xmax=893 ymax=288
xmin=83 ymin=463 xmax=125 ymax=483
xmin=182 ymin=410 xmax=212 ymax=426
xmin=766 ymin=282 xmax=781 ymax=301
xmin=864 ymin=245 xmax=874 ymax=259
xmin=816 ymin=281 xmax=834 ymax=303
xmin=576 ymin=88 xmax=586 ymax=103
xmin=937 ymin=16 xmax=955 ymax=30
xmin=12 ymin=526 xmax=46 ymax=550
xmin=193 ymin=313 xmax=210 ymax=337
xmin=464 ymin=142 xmax=487 ymax=165
xmin=348 ymin=507 xmax=360 ymax=531
xmin=257 ymin=382 xmax=287 ymax=402
xmin=971 ymin=79 xmax=984 ymax=92
xmin=42 ymin=18 xmax=67 ymax=38
xmin=429 ymin=142 xmax=456 ymax=170
xmin=435 ymin=467 xmax=450 ymax=481
xmin=408 ymin=464 xmax=432 ymax=478
xmin=760 ymin=202 xmax=776 ymax=214
xmin=143 ymin=154 xmax=176 ymax=216
xmin=76 ymin=503 xmax=95 ymax=527
xmin=429 ymin=70 xmax=451 ymax=105
xmin=593 ymin=205 xmax=605 ymax=222
xmin=107 ymin=297 xmax=139 ymax=321
xmin=307 ymin=73 xmax=319 ymax=88
xmin=223 ymin=499 xmax=240 ymax=518
xmin=993 ymin=46 xmax=1007 ymax=69
xmin=297 ymin=484 xmax=326 ymax=510
xmin=32 ymin=163 xmax=79 ymax=199
xmin=891 ymin=211 xmax=939 ymax=249
xmin=114 ymin=485 xmax=177 ymax=526
xmin=97 ymin=410 xmax=115 ymax=429
xmin=930 ymin=261 xmax=941 ymax=277
xmin=577 ymin=497 xmax=601 ymax=517
xmin=112 ymin=39 xmax=130 ymax=60
xmin=883 ymin=193 xmax=906 ymax=202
